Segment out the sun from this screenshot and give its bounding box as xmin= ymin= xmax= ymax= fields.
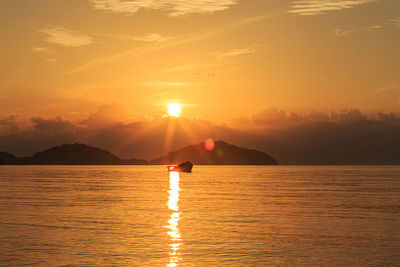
xmin=168 ymin=103 xmax=181 ymax=117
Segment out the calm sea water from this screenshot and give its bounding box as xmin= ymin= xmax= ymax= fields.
xmin=0 ymin=165 xmax=399 ymax=266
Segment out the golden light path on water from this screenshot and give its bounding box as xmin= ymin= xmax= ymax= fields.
xmin=165 ymin=171 xmax=182 ymax=266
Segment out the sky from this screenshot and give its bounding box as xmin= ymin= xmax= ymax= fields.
xmin=1 ymin=1 xmax=400 ymax=163
xmin=1 ymin=0 xmax=399 ymax=122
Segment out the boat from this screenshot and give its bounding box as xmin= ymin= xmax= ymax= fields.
xmin=167 ymin=161 xmax=193 ymax=173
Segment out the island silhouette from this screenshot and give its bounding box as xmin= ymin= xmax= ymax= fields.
xmin=0 ymin=141 xmax=278 ymax=165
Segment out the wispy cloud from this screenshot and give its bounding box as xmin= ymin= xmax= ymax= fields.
xmin=140 ymin=81 xmax=192 ymax=87
xmin=32 ymin=47 xmax=49 ymax=52
xmin=211 ymin=44 xmax=259 ymax=59
xmin=333 ymin=28 xmax=352 ymax=36
xmin=6 ymin=68 xmax=25 ymax=78
xmin=365 ymin=25 xmax=383 ymax=31
xmin=374 ymin=82 xmax=399 ymax=94
xmin=289 ymin=0 xmax=378 ymax=16
xmin=65 ymin=12 xmax=279 ymax=75
xmin=391 ymin=17 xmax=400 ymax=28
xmin=89 ymin=0 xmax=239 ymax=17
xmin=132 ymin=33 xmax=171 ymax=42
xmin=155 ymin=64 xmax=206 ymax=74
xmin=103 ymin=33 xmax=171 ymax=42
xmin=44 ymin=58 xmax=58 ymax=63
xmin=145 ymin=63 xmax=213 ymax=77
xmin=0 ymin=95 xmax=13 ymax=100
xmin=38 ymin=26 xmax=93 ymax=47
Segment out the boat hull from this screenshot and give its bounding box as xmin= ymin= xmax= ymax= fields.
xmin=167 ymin=161 xmax=193 ymax=173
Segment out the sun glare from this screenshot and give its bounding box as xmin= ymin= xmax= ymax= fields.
xmin=168 ymin=103 xmax=181 ymax=117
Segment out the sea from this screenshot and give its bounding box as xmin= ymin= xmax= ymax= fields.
xmin=0 ymin=165 xmax=399 ymax=266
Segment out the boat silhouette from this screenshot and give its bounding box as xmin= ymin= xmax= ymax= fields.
xmin=167 ymin=161 xmax=193 ymax=173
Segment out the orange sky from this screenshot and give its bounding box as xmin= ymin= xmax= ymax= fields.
xmin=1 ymin=0 xmax=400 ymax=122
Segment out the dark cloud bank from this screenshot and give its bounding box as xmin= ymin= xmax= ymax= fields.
xmin=1 ymin=106 xmax=400 ymax=164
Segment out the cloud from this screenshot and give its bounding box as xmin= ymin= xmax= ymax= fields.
xmin=65 ymin=13 xmax=277 ymax=75
xmin=330 ymin=108 xmax=367 ymax=122
xmin=149 ymin=63 xmax=211 ymax=75
xmin=2 ymin=108 xmax=400 ymax=164
xmin=374 ymin=82 xmax=399 ymax=93
xmin=333 ymin=28 xmax=352 ymax=36
xmin=80 ymin=104 xmax=130 ymax=127
xmin=32 ymin=47 xmax=49 ymax=52
xmin=0 ymin=117 xmax=78 ymax=156
xmin=365 ymin=25 xmax=383 ymax=31
xmin=391 ymin=17 xmax=400 ymax=28
xmin=289 ymin=0 xmax=378 ymax=16
xmin=0 ymin=95 xmax=12 ymax=100
xmin=44 ymin=58 xmax=58 ymax=63
xmin=31 ymin=117 xmax=73 ymax=133
xmin=0 ymin=116 xmax=19 ymax=134
xmin=251 ymin=108 xmax=287 ymax=126
xmin=239 ymin=108 xmax=369 ymax=128
xmin=211 ymin=44 xmax=259 ymax=59
xmin=89 ymin=0 xmax=239 ymax=17
xmin=38 ymin=26 xmax=93 ymax=47
xmin=103 ymin=33 xmax=171 ymax=42
xmin=168 ymin=0 xmax=239 ymax=16
xmin=132 ymin=33 xmax=170 ymax=42
xmin=140 ymin=81 xmax=191 ymax=87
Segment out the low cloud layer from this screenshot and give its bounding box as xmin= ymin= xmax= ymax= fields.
xmin=1 ymin=106 xmax=400 ymax=164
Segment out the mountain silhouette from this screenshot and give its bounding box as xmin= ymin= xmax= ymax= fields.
xmin=8 ymin=144 xmax=147 ymax=165
xmin=0 ymin=152 xmax=17 ymax=165
xmin=0 ymin=141 xmax=278 ymax=165
xmin=150 ymin=140 xmax=278 ymax=165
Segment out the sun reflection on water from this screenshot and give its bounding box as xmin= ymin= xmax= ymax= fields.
xmin=165 ymin=171 xmax=182 ymax=266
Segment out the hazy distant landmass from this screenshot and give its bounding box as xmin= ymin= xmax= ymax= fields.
xmin=0 ymin=141 xmax=278 ymax=165
xmin=0 ymin=144 xmax=147 ymax=165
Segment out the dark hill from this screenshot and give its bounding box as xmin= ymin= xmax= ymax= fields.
xmin=13 ymin=143 xmax=147 ymax=165
xmin=0 ymin=141 xmax=277 ymax=165
xmin=150 ymin=140 xmax=278 ymax=165
xmin=0 ymin=152 xmax=17 ymax=164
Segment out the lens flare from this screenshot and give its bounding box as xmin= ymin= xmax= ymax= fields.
xmin=204 ymin=138 xmax=215 ymax=151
